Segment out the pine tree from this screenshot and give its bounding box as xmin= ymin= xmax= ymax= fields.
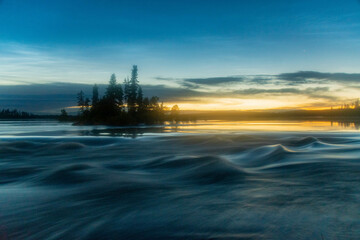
xmin=105 ymin=74 xmax=123 ymax=108
xmin=143 ymin=97 xmax=150 ymax=110
xmin=85 ymin=98 xmax=90 ymax=111
xmin=106 ymin=73 xmax=117 ymax=101
xmin=59 ymin=109 xmax=68 ymax=121
xmin=171 ymin=105 xmax=180 ymax=121
xmin=137 ymin=86 xmax=143 ymax=110
xmin=73 ymin=65 xmax=169 ymax=125
xmin=128 ymin=65 xmax=139 ymax=112
xmin=92 ymin=84 xmax=99 ymax=106
xmin=60 ymin=109 xmax=68 ymax=117
xmin=150 ymin=96 xmax=159 ymax=110
xmin=123 ymin=77 xmax=130 ymax=104
xmin=77 ymin=90 xmax=85 ymax=113
xmin=115 ymin=84 xmax=123 ymax=106
xmin=355 ymin=99 xmax=360 ymax=110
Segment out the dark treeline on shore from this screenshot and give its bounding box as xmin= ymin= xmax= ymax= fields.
xmin=0 ymin=109 xmax=35 ymax=119
xmin=184 ymin=107 xmax=360 ymax=121
xmin=0 ymin=109 xmax=71 ymax=120
xmin=175 ymin=99 xmax=360 ymax=121
xmin=71 ymin=65 xmax=181 ymax=125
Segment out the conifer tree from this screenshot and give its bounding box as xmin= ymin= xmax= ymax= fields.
xmin=143 ymin=97 xmax=150 ymax=110
xmin=128 ymin=65 xmax=139 ymax=112
xmin=105 ymin=74 xmax=123 ymax=107
xmin=106 ymin=74 xmax=117 ymax=101
xmin=115 ymin=85 xmax=123 ymax=106
xmin=85 ymin=98 xmax=90 ymax=111
xmin=77 ymin=90 xmax=85 ymax=113
xmin=171 ymin=105 xmax=180 ymax=121
xmin=74 ymin=65 xmax=169 ymax=125
xmin=92 ymin=84 xmax=99 ymax=106
xmin=123 ymin=77 xmax=130 ymax=104
xmin=137 ymin=86 xmax=143 ymax=110
xmin=59 ymin=109 xmax=68 ymax=121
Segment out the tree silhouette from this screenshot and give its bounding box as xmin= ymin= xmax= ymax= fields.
xmin=59 ymin=109 xmax=69 ymax=121
xmin=105 ymin=74 xmax=123 ymax=107
xmin=92 ymin=84 xmax=99 ymax=106
xmin=0 ymin=109 xmax=34 ymax=119
xmin=77 ymin=90 xmax=85 ymax=113
xmin=123 ymin=77 xmax=130 ymax=104
xmin=171 ymin=105 xmax=180 ymax=121
xmin=75 ymin=66 xmax=169 ymax=125
xmin=128 ymin=65 xmax=139 ymax=113
xmin=85 ymin=98 xmax=90 ymax=112
xmin=137 ymin=86 xmax=143 ymax=110
xmin=355 ymin=99 xmax=360 ymax=110
xmin=143 ymin=97 xmax=150 ymax=110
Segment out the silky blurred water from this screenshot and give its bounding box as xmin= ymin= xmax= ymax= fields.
xmin=0 ymin=120 xmax=359 ymax=239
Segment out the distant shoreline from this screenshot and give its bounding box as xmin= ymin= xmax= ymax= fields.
xmin=2 ymin=110 xmax=360 ymax=124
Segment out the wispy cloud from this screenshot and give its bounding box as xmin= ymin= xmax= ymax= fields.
xmin=233 ymin=87 xmax=337 ymax=100
xmin=0 ymin=43 xmax=117 ymax=85
xmin=278 ymin=71 xmax=360 ymax=84
xmin=157 ymin=71 xmax=360 ymax=88
xmin=184 ymin=77 xmax=244 ymax=86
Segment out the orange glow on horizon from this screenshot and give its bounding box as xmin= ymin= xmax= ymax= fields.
xmin=66 ymin=100 xmax=335 ymax=112
xmin=164 ymin=98 xmax=334 ymax=111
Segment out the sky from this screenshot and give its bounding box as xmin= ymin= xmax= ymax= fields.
xmin=1 ymin=0 xmax=360 ymax=113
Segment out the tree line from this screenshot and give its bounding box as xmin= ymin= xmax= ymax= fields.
xmin=0 ymin=109 xmax=35 ymax=119
xmin=332 ymin=99 xmax=360 ymax=111
xmin=72 ymin=65 xmax=180 ymax=125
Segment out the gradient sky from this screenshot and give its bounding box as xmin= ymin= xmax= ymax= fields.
xmin=1 ymin=0 xmax=360 ymax=112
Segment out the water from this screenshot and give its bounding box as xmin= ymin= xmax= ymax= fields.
xmin=0 ymin=120 xmax=359 ymax=239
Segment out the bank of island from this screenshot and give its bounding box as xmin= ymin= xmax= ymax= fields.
xmin=71 ymin=65 xmax=182 ymax=125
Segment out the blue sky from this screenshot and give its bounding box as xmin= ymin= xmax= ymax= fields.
xmin=1 ymin=0 xmax=360 ymax=112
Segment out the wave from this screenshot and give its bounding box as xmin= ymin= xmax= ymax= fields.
xmin=39 ymin=163 xmax=97 ymax=185
xmin=1 ymin=131 xmax=360 ymax=239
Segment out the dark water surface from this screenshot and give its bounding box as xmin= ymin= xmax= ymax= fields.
xmin=0 ymin=120 xmax=359 ymax=239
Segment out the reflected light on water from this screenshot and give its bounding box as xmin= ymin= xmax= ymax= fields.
xmin=164 ymin=120 xmax=360 ymax=133
xmin=0 ymin=120 xmax=359 ymax=139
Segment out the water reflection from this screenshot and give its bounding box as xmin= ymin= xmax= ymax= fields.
xmin=332 ymin=120 xmax=360 ymax=130
xmin=171 ymin=120 xmax=360 ymax=132
xmin=1 ymin=120 xmax=359 ymax=138
xmin=72 ymin=120 xmax=360 ymax=138
xmin=77 ymin=127 xmax=168 ymax=138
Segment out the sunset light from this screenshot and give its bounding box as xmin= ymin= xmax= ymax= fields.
xmin=1 ymin=1 xmax=360 ymax=239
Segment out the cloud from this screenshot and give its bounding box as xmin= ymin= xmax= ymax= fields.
xmin=154 ymin=77 xmax=182 ymax=81
xmin=183 ymin=77 xmax=244 ymax=86
xmin=155 ymin=76 xmax=248 ymax=89
xmin=141 ymin=84 xmax=208 ymax=101
xmin=278 ymin=71 xmax=360 ymax=84
xmin=158 ymin=71 xmax=360 ymax=91
xmin=160 ymin=71 xmax=360 ymax=88
xmin=233 ymin=87 xmax=337 ymax=100
xmin=251 ymin=77 xmax=273 ymax=84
